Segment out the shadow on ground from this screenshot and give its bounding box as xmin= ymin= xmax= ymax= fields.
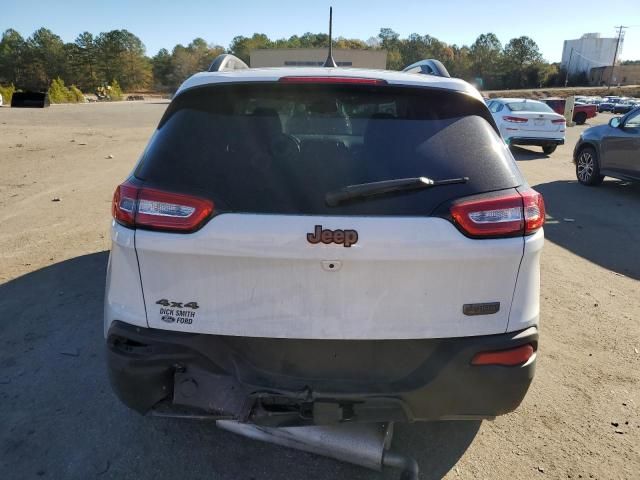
xmin=0 ymin=252 xmax=479 ymax=480
xmin=535 ymin=179 xmax=640 ymax=280
xmin=510 ymin=145 xmax=550 ymax=161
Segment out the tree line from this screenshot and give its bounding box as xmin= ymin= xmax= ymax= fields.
xmin=0 ymin=26 xmax=578 ymax=95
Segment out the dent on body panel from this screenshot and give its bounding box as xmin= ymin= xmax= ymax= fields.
xmin=507 ymin=229 xmax=544 ymax=332
xmin=104 ymin=223 xmax=147 ymax=335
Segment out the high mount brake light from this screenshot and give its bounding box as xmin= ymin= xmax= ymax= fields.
xmin=278 ymin=76 xmax=387 ymax=85
xmin=112 ymin=181 xmax=214 ymax=232
xmin=450 ymin=188 xmax=545 ymax=238
xmin=502 ymin=116 xmax=528 ymax=123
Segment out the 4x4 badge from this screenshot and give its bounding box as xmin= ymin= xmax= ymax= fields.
xmin=307 ymin=225 xmax=358 ymax=248
xmin=155 ymin=299 xmax=199 ymax=309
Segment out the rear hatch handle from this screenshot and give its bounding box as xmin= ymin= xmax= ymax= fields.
xmin=325 ymin=176 xmax=469 ymax=207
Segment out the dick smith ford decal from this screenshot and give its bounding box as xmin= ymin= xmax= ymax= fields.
xmin=156 ymin=299 xmax=199 ymax=324
xmin=307 ymin=225 xmax=358 ymax=248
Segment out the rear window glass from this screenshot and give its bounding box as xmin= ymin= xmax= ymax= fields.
xmin=135 ymin=84 xmax=522 ymax=216
xmin=507 ymin=101 xmax=554 ymax=113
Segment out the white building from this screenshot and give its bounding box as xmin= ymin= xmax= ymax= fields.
xmin=561 ymin=33 xmax=619 ymax=76
xmin=250 ymin=49 xmax=387 ymax=69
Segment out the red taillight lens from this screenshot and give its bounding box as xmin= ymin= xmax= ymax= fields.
xmin=521 ymin=188 xmax=545 ymax=234
xmin=279 ymin=76 xmax=387 ymax=85
xmin=471 ymin=344 xmax=535 ymax=366
xmin=112 ymin=181 xmax=214 ymax=232
xmin=451 ymin=194 xmax=524 ymax=237
xmin=502 ymin=116 xmax=528 ymax=123
xmin=551 ymin=118 xmax=566 ymax=124
xmin=450 ymin=188 xmax=545 ymax=238
xmin=112 ymin=182 xmax=138 ymax=227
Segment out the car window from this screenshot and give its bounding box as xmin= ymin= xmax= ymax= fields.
xmin=135 ymin=84 xmax=521 ymax=216
xmin=624 ymin=110 xmax=640 ymax=128
xmin=489 ymin=102 xmax=503 ymax=113
xmin=507 ymin=101 xmax=554 ymax=113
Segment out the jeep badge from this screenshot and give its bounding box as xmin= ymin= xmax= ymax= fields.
xmin=307 ymin=225 xmax=358 ymax=248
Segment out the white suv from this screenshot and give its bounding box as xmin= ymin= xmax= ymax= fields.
xmin=106 ymin=66 xmax=544 ymax=427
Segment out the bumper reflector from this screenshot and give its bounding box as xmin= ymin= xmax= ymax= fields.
xmin=471 ymin=344 xmax=534 ymax=366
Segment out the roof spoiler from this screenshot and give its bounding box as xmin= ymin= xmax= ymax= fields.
xmin=402 ymin=59 xmax=450 ymax=78
xmin=208 ymin=54 xmax=249 ymax=72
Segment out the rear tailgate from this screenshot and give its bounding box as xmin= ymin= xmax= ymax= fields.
xmin=136 ymin=215 xmax=523 ymax=339
xmin=132 ymin=82 xmax=526 ymax=340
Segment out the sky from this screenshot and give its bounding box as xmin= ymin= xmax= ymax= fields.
xmin=2 ymin=0 xmax=640 ymax=62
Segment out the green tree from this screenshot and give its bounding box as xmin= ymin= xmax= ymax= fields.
xmin=378 ymin=28 xmax=402 ymax=69
xmin=23 ymin=28 xmax=68 ymax=89
xmin=0 ymin=83 xmax=15 ymax=103
xmin=0 ymin=29 xmax=26 ymax=85
xmin=502 ymin=36 xmax=543 ymax=88
xmin=109 ymin=79 xmax=123 ymax=100
xmin=151 ymin=48 xmax=173 ymax=89
xmin=94 ymin=30 xmax=151 ymax=90
xmin=71 ymin=32 xmax=98 ymax=90
xmin=470 ymin=33 xmax=503 ymax=87
xmin=229 ymin=33 xmax=272 ymax=64
xmin=447 ymin=45 xmax=473 ymax=79
xmin=48 ymin=77 xmax=74 ymax=103
xmin=400 ymin=34 xmax=447 ymax=68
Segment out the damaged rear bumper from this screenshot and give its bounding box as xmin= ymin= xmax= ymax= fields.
xmin=106 ymin=321 xmax=537 ymax=425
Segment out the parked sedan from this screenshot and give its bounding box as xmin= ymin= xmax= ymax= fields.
xmin=598 ymin=102 xmax=615 ymax=112
xmin=574 ymin=108 xmax=640 ymax=185
xmin=612 ymin=101 xmax=639 ymax=115
xmin=487 ymin=98 xmax=566 ymax=154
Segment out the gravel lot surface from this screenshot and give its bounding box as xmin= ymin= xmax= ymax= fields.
xmin=1 ymin=102 xmax=638 ymax=480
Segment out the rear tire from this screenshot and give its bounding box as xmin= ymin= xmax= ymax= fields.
xmin=542 ymin=145 xmax=557 ymax=155
xmin=576 ymin=146 xmax=604 ymax=186
xmin=574 ymin=112 xmax=587 ymax=125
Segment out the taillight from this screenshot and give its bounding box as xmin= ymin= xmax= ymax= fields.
xmin=520 ymin=188 xmax=545 ymax=233
xmin=471 ymin=344 xmax=535 ymax=366
xmin=551 ymin=118 xmax=566 ymax=124
xmin=112 ymin=181 xmax=214 ymax=232
xmin=279 ymin=76 xmax=387 ymax=85
xmin=502 ymin=116 xmax=528 ymax=123
xmin=450 ymin=188 xmax=545 ymax=238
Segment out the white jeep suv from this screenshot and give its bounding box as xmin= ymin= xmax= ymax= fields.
xmin=105 ymin=66 xmax=544 ymax=427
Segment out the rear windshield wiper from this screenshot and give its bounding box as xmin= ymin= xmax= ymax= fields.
xmin=325 ymin=176 xmax=469 ymax=207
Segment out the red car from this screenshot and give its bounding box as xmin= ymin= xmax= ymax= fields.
xmin=541 ymin=98 xmax=597 ymax=125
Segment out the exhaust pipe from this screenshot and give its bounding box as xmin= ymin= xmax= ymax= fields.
xmin=216 ymin=420 xmax=418 ymax=479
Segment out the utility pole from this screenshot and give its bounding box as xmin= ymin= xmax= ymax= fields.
xmin=564 ymin=48 xmax=574 ymax=87
xmin=608 ymin=26 xmax=627 ymax=89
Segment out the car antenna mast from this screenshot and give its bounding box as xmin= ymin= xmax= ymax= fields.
xmin=323 ymin=7 xmax=337 ymax=67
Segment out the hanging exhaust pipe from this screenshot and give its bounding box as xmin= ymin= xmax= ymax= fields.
xmin=383 ymin=450 xmax=420 ymax=480
xmin=216 ymin=420 xmax=419 ymax=479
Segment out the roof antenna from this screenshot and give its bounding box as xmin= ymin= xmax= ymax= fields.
xmin=323 ymin=7 xmax=337 ymax=67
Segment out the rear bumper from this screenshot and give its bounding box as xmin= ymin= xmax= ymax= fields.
xmin=508 ymin=137 xmax=564 ymax=147
xmin=106 ymin=321 xmax=537 ymax=425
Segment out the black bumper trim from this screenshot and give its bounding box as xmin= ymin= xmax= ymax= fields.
xmin=509 ymin=137 xmax=565 ymax=147
xmin=107 ymin=322 xmax=537 ymax=424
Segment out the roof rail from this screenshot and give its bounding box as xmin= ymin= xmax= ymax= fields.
xmin=402 ymin=59 xmax=450 ymax=78
xmin=208 ymin=54 xmax=249 ymax=72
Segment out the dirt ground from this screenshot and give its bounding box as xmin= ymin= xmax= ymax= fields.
xmin=0 ymin=102 xmax=638 ymax=480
